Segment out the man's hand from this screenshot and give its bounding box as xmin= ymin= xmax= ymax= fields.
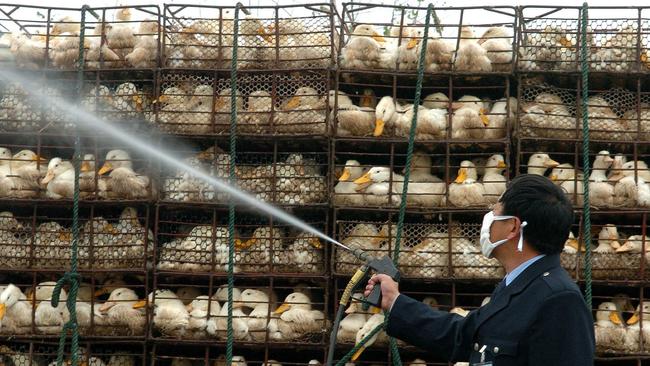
xmin=364 ymin=274 xmax=400 ymax=311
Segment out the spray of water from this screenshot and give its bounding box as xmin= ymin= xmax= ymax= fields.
xmin=0 ymin=70 xmax=351 ymax=250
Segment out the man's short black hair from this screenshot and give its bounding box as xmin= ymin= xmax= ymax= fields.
xmin=499 ymin=174 xmax=574 ymax=255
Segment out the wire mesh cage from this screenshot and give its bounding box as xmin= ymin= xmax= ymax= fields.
xmin=517 ymin=76 xmax=648 ymax=143
xmin=148 ymin=278 xmax=330 ymax=345
xmin=0 ymin=275 xmax=147 ymax=337
xmin=0 ymin=5 xmax=161 ymax=71
xmin=516 ymin=140 xmax=650 ymax=209
xmin=0 ymin=204 xmax=151 ymax=271
xmin=518 ymin=7 xmax=650 ymax=73
xmin=162 ymin=4 xmax=335 ymax=71
xmin=84 ymin=6 xmax=161 ymax=70
xmin=338 ymin=4 xmax=516 ymax=74
xmin=0 ymin=71 xmax=76 ymax=134
xmin=159 ymin=140 xmax=328 ymax=206
xmin=0 ymin=71 xmax=155 ymax=136
xmin=0 ymin=134 xmax=156 ymax=201
xmin=155 ymin=206 xmax=327 ymax=276
xmin=80 ymin=72 xmax=156 ymax=128
xmin=333 ymin=74 xmax=513 ymax=142
xmin=0 ymin=5 xmax=78 ymax=70
xmin=592 ymin=285 xmax=646 ymax=355
xmin=152 ymin=70 xmax=329 ymax=137
xmin=333 ymin=141 xmax=509 ymax=210
xmin=0 ymin=341 xmax=146 ymax=366
xmin=332 ymin=211 xmax=503 ymax=280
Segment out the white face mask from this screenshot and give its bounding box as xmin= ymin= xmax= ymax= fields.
xmin=480 ymin=211 xmax=528 ymax=258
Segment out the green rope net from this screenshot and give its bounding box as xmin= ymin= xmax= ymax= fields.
xmin=335 ymin=4 xmax=435 ymax=366
xmin=226 ymin=5 xmax=242 ymax=365
xmin=579 ymin=2 xmax=593 ymax=310
xmin=52 ymin=5 xmax=90 ymax=366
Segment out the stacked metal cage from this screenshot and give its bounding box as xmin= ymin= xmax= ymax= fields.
xmin=1 ymin=2 xmax=650 ymax=366
xmin=516 ymin=6 xmax=650 ymax=364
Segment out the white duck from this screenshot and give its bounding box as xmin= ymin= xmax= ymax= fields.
xmin=0 ymin=211 xmax=28 ymax=269
xmin=154 ymin=86 xmax=189 ymax=132
xmin=8 ymin=149 xmax=46 ymax=198
xmin=333 ymin=90 xmax=376 ymax=137
xmin=404 ymin=152 xmax=442 ymax=183
xmin=478 ymin=27 xmax=513 ymax=72
xmin=0 ymin=284 xmax=32 ymax=334
xmin=449 ymin=160 xmax=486 ymax=207
xmin=79 ymin=153 xmax=107 ymax=197
xmin=481 ymin=154 xmax=507 ymax=204
xmin=614 ymin=160 xmax=650 ymax=207
xmin=373 ymin=96 xmax=401 ymax=137
xmin=354 ymin=166 xmax=445 ymax=208
xmin=350 ymin=310 xmax=386 ymax=361
xmin=186 ymin=295 xmax=221 ymax=339
xmin=526 ymin=153 xmax=559 ymax=175
xmin=451 ymin=95 xmax=489 ymax=139
xmin=211 ymin=299 xmax=250 ymax=341
xmin=234 ymin=288 xmax=275 ymax=342
xmin=483 ymin=97 xmax=516 ymax=140
xmin=594 ymin=302 xmax=626 ymax=351
xmin=41 ymin=158 xmax=75 ymax=199
xmin=133 ymin=289 xmax=189 ymax=337
xmin=341 ymin=24 xmax=387 ymax=70
xmin=454 ymin=27 xmax=492 ymax=73
xmin=240 ymin=90 xmax=272 ymax=134
xmin=32 ymin=282 xmax=69 ymax=334
xmin=271 ymin=292 xmax=325 ymax=340
xmin=288 ymin=232 xmax=324 ymax=273
xmin=98 ymin=150 xmax=152 ymax=199
xmin=276 ymin=87 xmax=326 ymax=135
xmin=594 ymin=225 xmax=621 ymax=253
xmin=394 ymin=102 xmax=448 ymax=140
xmin=589 ymin=151 xmax=615 ymax=208
xmin=334 ymin=160 xmax=366 ymax=206
xmin=336 ymin=293 xmax=369 ymax=343
xmin=98 ymin=288 xmax=145 ymax=336
xmin=624 ymin=301 xmax=650 ymax=352
xmin=124 ymin=19 xmax=159 ymax=68
xmin=550 ymin=163 xmax=584 ymax=205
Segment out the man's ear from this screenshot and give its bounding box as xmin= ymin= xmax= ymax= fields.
xmin=506 ymin=218 xmax=521 ymax=240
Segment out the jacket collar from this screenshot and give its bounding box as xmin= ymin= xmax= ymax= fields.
xmin=475 ymin=254 xmax=561 ymax=330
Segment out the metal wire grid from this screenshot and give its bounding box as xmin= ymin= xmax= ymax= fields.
xmin=0 ymin=133 xmax=156 ymax=201
xmin=0 ymin=203 xmax=151 ymax=271
xmin=592 ymin=285 xmax=650 ymax=356
xmin=331 ymin=210 xmax=503 ymax=281
xmin=147 ymin=277 xmax=330 ymax=345
xmin=158 ymin=139 xmax=329 ymax=206
xmin=332 ymin=74 xmax=513 ymax=142
xmin=0 ymin=274 xmax=148 ymax=338
xmin=151 ymin=70 xmax=330 ymax=137
xmin=516 ymin=75 xmax=650 ymax=142
xmin=518 ymin=6 xmax=650 ymax=74
xmin=162 ymin=4 xmax=335 ymax=71
xmin=0 ymin=341 xmax=146 ymax=366
xmin=516 ymin=140 xmax=650 ymax=210
xmin=0 ymin=5 xmax=161 ymax=71
xmin=155 ymin=206 xmax=328 ymax=276
xmin=338 ymin=3 xmax=517 ymax=75
xmin=332 ymin=140 xmax=510 ymax=210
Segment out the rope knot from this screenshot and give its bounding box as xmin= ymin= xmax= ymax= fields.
xmin=50 ymin=272 xmax=81 ymax=308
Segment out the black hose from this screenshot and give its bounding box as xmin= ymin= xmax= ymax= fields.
xmin=326 ymin=302 xmax=347 ymax=366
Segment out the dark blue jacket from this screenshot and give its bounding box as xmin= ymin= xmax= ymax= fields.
xmin=386 ymin=254 xmax=595 ymax=365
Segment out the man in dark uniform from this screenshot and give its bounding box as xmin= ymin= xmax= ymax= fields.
xmin=364 ymin=174 xmax=595 ymax=365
